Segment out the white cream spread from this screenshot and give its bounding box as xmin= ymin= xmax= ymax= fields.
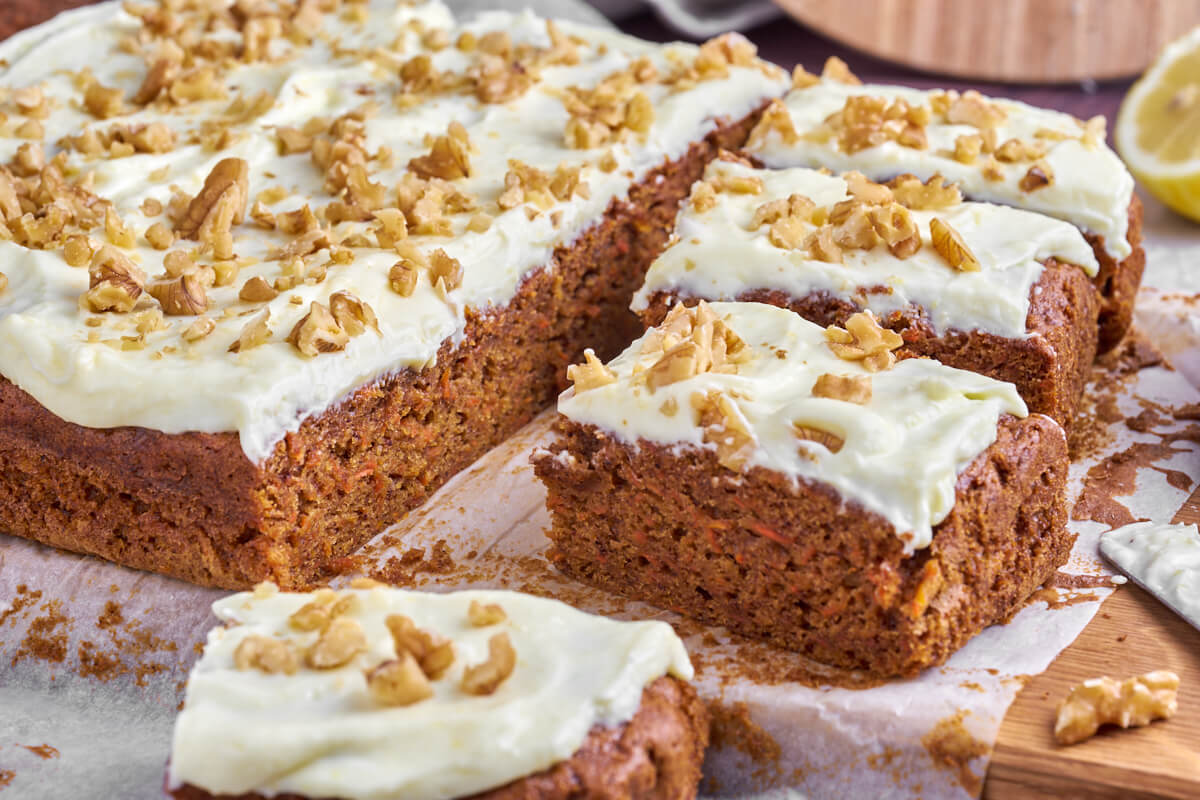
xmin=1100 ymin=521 xmax=1200 ymax=627
xmin=747 ymin=80 xmax=1135 ymax=260
xmin=0 ymin=1 xmax=787 ymax=463
xmin=168 ymin=584 xmax=693 ymax=800
xmin=558 ymin=301 xmax=1028 ymax=552
xmin=632 ymin=161 xmax=1098 ymax=338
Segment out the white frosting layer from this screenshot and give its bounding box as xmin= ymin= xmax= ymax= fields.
xmin=748 ymin=80 xmax=1135 ymax=260
xmin=0 ymin=2 xmax=787 ymax=462
xmin=558 ymin=301 xmax=1028 ymax=551
xmin=1100 ymin=522 xmax=1200 ymax=626
xmin=632 ymin=161 xmax=1098 ymax=338
xmin=168 ymin=585 xmax=693 ymax=800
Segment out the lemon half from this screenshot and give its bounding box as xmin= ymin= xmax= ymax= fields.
xmin=1116 ymin=26 xmax=1200 ymax=222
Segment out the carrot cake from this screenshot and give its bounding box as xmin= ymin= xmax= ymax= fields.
xmin=0 ymin=1 xmax=787 ymax=587
xmin=533 ymin=301 xmax=1073 ymax=676
xmin=166 ymin=582 xmax=708 ymax=800
xmin=745 ymin=59 xmax=1144 ymax=352
xmin=633 ymin=158 xmax=1101 ymax=426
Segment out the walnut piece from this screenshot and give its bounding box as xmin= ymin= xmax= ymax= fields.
xmin=567 ymin=348 xmax=616 ymax=392
xmin=183 ymin=317 xmax=215 ymax=342
xmin=461 ymin=632 xmax=516 ymax=696
xmin=176 ymin=158 xmax=249 ymax=246
xmin=386 ymin=614 xmax=455 ymax=680
xmin=329 ymin=291 xmax=379 ymax=336
xmin=812 ymin=373 xmax=872 ymax=404
xmin=944 ymin=90 xmax=1006 ymax=129
xmin=1019 ymin=161 xmax=1054 ymax=192
xmin=228 ymin=308 xmax=272 ymax=353
xmin=792 ymin=422 xmax=845 ymax=454
xmin=694 ymin=389 xmax=755 ymax=471
xmin=233 ymin=634 xmax=298 ymax=675
xmin=1054 ymin=671 xmax=1179 ymax=745
xmin=929 ymin=217 xmax=981 ymax=272
xmin=888 ymin=174 xmax=961 ymax=210
xmin=149 ymin=273 xmax=208 ymax=316
xmin=306 ymin=616 xmax=366 ymax=669
xmin=468 ymin=600 xmax=507 ymax=627
xmin=367 ymin=653 xmax=434 ymax=706
xmin=288 ymin=301 xmax=350 ymax=357
xmin=86 ymin=246 xmax=146 ymax=313
xmin=824 ymin=312 xmax=903 ymax=372
xmin=746 ymin=99 xmax=798 ymax=148
xmin=239 ymin=276 xmax=279 ymax=303
xmin=408 ymin=121 xmax=471 ymax=181
xmin=821 ymin=56 xmax=860 ymax=85
xmin=429 ymin=248 xmax=462 ymax=297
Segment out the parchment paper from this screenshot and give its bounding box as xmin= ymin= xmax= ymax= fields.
xmin=1 ymin=28 xmax=1199 ymax=791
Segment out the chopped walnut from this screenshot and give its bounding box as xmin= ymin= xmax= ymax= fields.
xmin=149 ymin=273 xmax=208 ymax=316
xmin=952 ymin=133 xmax=983 ymax=164
xmin=429 ymin=248 xmax=462 ymax=297
xmin=994 ymin=137 xmax=1047 ymax=163
xmin=176 ymin=158 xmax=249 ymax=261
xmin=562 ymin=62 xmax=656 ymax=149
xmin=929 ymin=217 xmax=981 ymax=272
xmin=694 ymin=389 xmax=755 ymax=470
xmin=228 ymin=308 xmax=272 ymax=353
xmin=385 ymin=614 xmax=455 ymax=680
xmin=306 ymin=616 xmax=367 ymax=669
xmin=567 ymin=348 xmax=616 ymax=392
xmin=389 ymin=260 xmax=419 ymax=297
xmin=461 ymin=632 xmax=516 ymax=696
xmin=1081 ymin=115 xmax=1106 ymax=149
xmin=690 ymin=181 xmax=718 ymax=214
xmin=812 ymin=373 xmax=872 ymax=404
xmin=944 ymin=90 xmax=1006 ymax=129
xmin=792 ymin=64 xmax=819 ymax=88
xmin=275 ymin=126 xmax=313 ymax=155
xmin=144 ymin=222 xmax=174 ymax=250
xmin=824 ymin=95 xmax=929 ymax=155
xmin=183 ymin=317 xmax=215 ymax=342
xmin=821 ymin=56 xmax=860 ymax=85
xmin=1054 ymin=671 xmax=1179 ymax=745
xmin=288 ymin=301 xmax=350 ymax=357
xmin=104 ymin=207 xmax=136 ymax=248
xmin=824 ymin=312 xmax=903 ymax=372
xmin=710 ymin=172 xmax=763 ymax=195
xmin=289 ymin=593 xmax=336 ymax=632
xmin=792 ymin=422 xmax=845 ymax=454
xmin=1019 ymin=161 xmax=1054 ymax=192
xmin=83 ymin=82 xmax=125 ymax=119
xmin=63 ymin=235 xmax=93 ymax=267
xmin=468 ymin=600 xmax=507 ymax=627
xmin=751 ymin=194 xmax=815 ymax=230
xmin=86 ymin=246 xmax=146 ymax=313
xmin=746 ymin=98 xmax=799 ymax=148
xmin=367 ymin=653 xmax=435 ymax=706
xmin=233 ymin=634 xmax=298 ymax=675
xmin=887 ymin=174 xmax=961 ymax=210
xmin=329 ymin=291 xmax=379 ymax=336
xmin=408 ymin=121 xmax=471 ymax=181
xmin=868 ymin=203 xmax=922 ymax=258
xmin=803 ymin=225 xmax=843 ymax=263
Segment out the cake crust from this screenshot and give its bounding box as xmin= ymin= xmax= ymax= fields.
xmin=167 ymin=675 xmax=709 ymax=800
xmin=1088 ymin=193 xmax=1146 ymax=353
xmin=0 ymin=111 xmax=761 ymax=590
xmin=534 ymin=414 xmax=1073 ymax=678
xmin=639 ymin=258 xmax=1099 ymax=428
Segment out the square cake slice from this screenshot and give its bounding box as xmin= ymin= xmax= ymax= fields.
xmin=633 ymin=158 xmax=1100 ymax=427
xmin=167 ymin=583 xmax=707 ymax=800
xmin=533 ymin=301 xmax=1073 ymax=677
xmin=0 ymin=4 xmax=787 ymax=588
xmin=744 ymin=59 xmax=1144 ymax=352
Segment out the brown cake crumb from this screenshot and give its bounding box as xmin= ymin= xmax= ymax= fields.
xmin=921 ymin=710 xmax=988 ymax=796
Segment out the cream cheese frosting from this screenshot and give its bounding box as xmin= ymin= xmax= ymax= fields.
xmin=1100 ymin=521 xmax=1200 ymax=627
xmin=0 ymin=1 xmax=787 ymax=462
xmin=558 ymin=301 xmax=1028 ymax=552
xmin=168 ymin=583 xmax=693 ymax=800
xmin=631 ymin=160 xmax=1098 ymax=338
xmin=747 ymin=79 xmax=1135 ymax=260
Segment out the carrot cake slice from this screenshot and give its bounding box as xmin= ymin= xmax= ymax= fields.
xmin=167 ymin=582 xmax=707 ymax=800
xmin=633 ymin=158 xmax=1100 ymax=427
xmin=744 ymin=59 xmax=1144 ymax=352
xmin=0 ymin=2 xmax=787 ymax=588
xmin=533 ymin=301 xmax=1073 ymax=677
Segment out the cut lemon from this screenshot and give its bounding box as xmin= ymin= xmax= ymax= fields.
xmin=1116 ymin=26 xmax=1200 ymax=222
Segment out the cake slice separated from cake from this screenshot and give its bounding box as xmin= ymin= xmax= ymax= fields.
xmin=533 ymin=301 xmax=1074 ymax=677
xmin=633 ymin=158 xmax=1101 ymax=427
xmin=166 ymin=581 xmax=708 ymax=800
xmin=743 ymin=59 xmax=1144 ymax=353
xmin=0 ymin=1 xmax=789 ymax=588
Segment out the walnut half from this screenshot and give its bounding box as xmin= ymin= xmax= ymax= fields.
xmin=1054 ymin=671 xmax=1179 ymax=745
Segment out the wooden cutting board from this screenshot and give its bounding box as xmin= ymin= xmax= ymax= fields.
xmin=773 ymin=0 xmax=1200 ymax=84
xmin=985 ymin=490 xmax=1200 ymax=798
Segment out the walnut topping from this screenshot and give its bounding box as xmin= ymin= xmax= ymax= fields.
xmin=824 ymin=312 xmax=903 ymax=372
xmin=288 ymin=301 xmax=350 ymax=357
xmin=994 ymin=137 xmax=1047 ymax=163
xmin=385 ymin=614 xmax=454 ymax=680
xmin=567 ymin=348 xmax=616 ymax=393
xmin=144 ymin=222 xmax=174 ymax=250
xmin=1081 ymin=115 xmax=1106 ymax=149
xmin=83 ymin=82 xmax=125 ymax=119
xmin=288 ymin=592 xmax=337 ymax=632
xmin=641 ymin=302 xmax=749 ymax=391
xmin=329 ymin=291 xmax=379 ymax=337
xmin=367 ymin=653 xmax=434 ymax=707
xmin=822 ymin=95 xmax=930 ymax=155
xmin=952 ymin=133 xmax=983 ymax=164
xmin=468 ymin=600 xmax=507 ymax=627
xmin=149 ymin=273 xmax=208 ymax=316
xmin=929 ymin=217 xmax=981 ymax=272
xmin=239 ymin=276 xmax=278 ymax=303
xmin=746 ymin=98 xmax=799 ymax=148
xmin=63 ymin=235 xmax=93 ymax=267
xmin=233 ymin=634 xmax=298 ymax=675
xmin=812 ymin=373 xmax=872 ymax=404
xmin=175 ymin=158 xmax=249 ymax=260
xmin=562 ymin=62 xmax=656 ymax=149
xmin=306 ymin=616 xmax=367 ymax=669
xmin=792 ymin=64 xmax=819 ymax=89
xmin=868 ymin=203 xmax=922 ymax=257
xmin=275 ymin=126 xmax=313 ymax=155
xmin=408 ymin=121 xmax=471 ymax=181
xmin=690 ymin=181 xmax=718 ymax=213
xmin=1054 ymin=671 xmax=1179 ymax=745
xmin=693 ymin=389 xmax=755 ymax=470
xmin=429 ymin=248 xmax=462 ymax=297
xmin=389 ymin=260 xmax=420 ymax=297
xmin=228 ymin=308 xmax=271 ymax=353
xmin=792 ymin=422 xmax=845 ymax=454
xmin=944 ymin=90 xmax=1006 ymax=129
xmin=395 ymin=172 xmax=475 ymax=236
xmin=183 ymin=317 xmax=215 ymax=342
xmin=104 ymin=207 xmax=135 ymax=248
xmin=887 ymin=174 xmax=961 ymax=210
xmin=86 ymin=246 xmax=146 ymax=313
xmin=821 ymin=56 xmax=860 ymax=85
xmin=461 ymin=632 xmax=516 ymax=696
xmin=802 ymin=225 xmax=842 ymax=263
xmin=1019 ymin=161 xmax=1054 ymax=192
xmin=750 ymin=193 xmax=815 ymax=230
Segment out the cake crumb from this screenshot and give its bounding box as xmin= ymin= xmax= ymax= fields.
xmin=921 ymin=710 xmax=988 ymax=796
